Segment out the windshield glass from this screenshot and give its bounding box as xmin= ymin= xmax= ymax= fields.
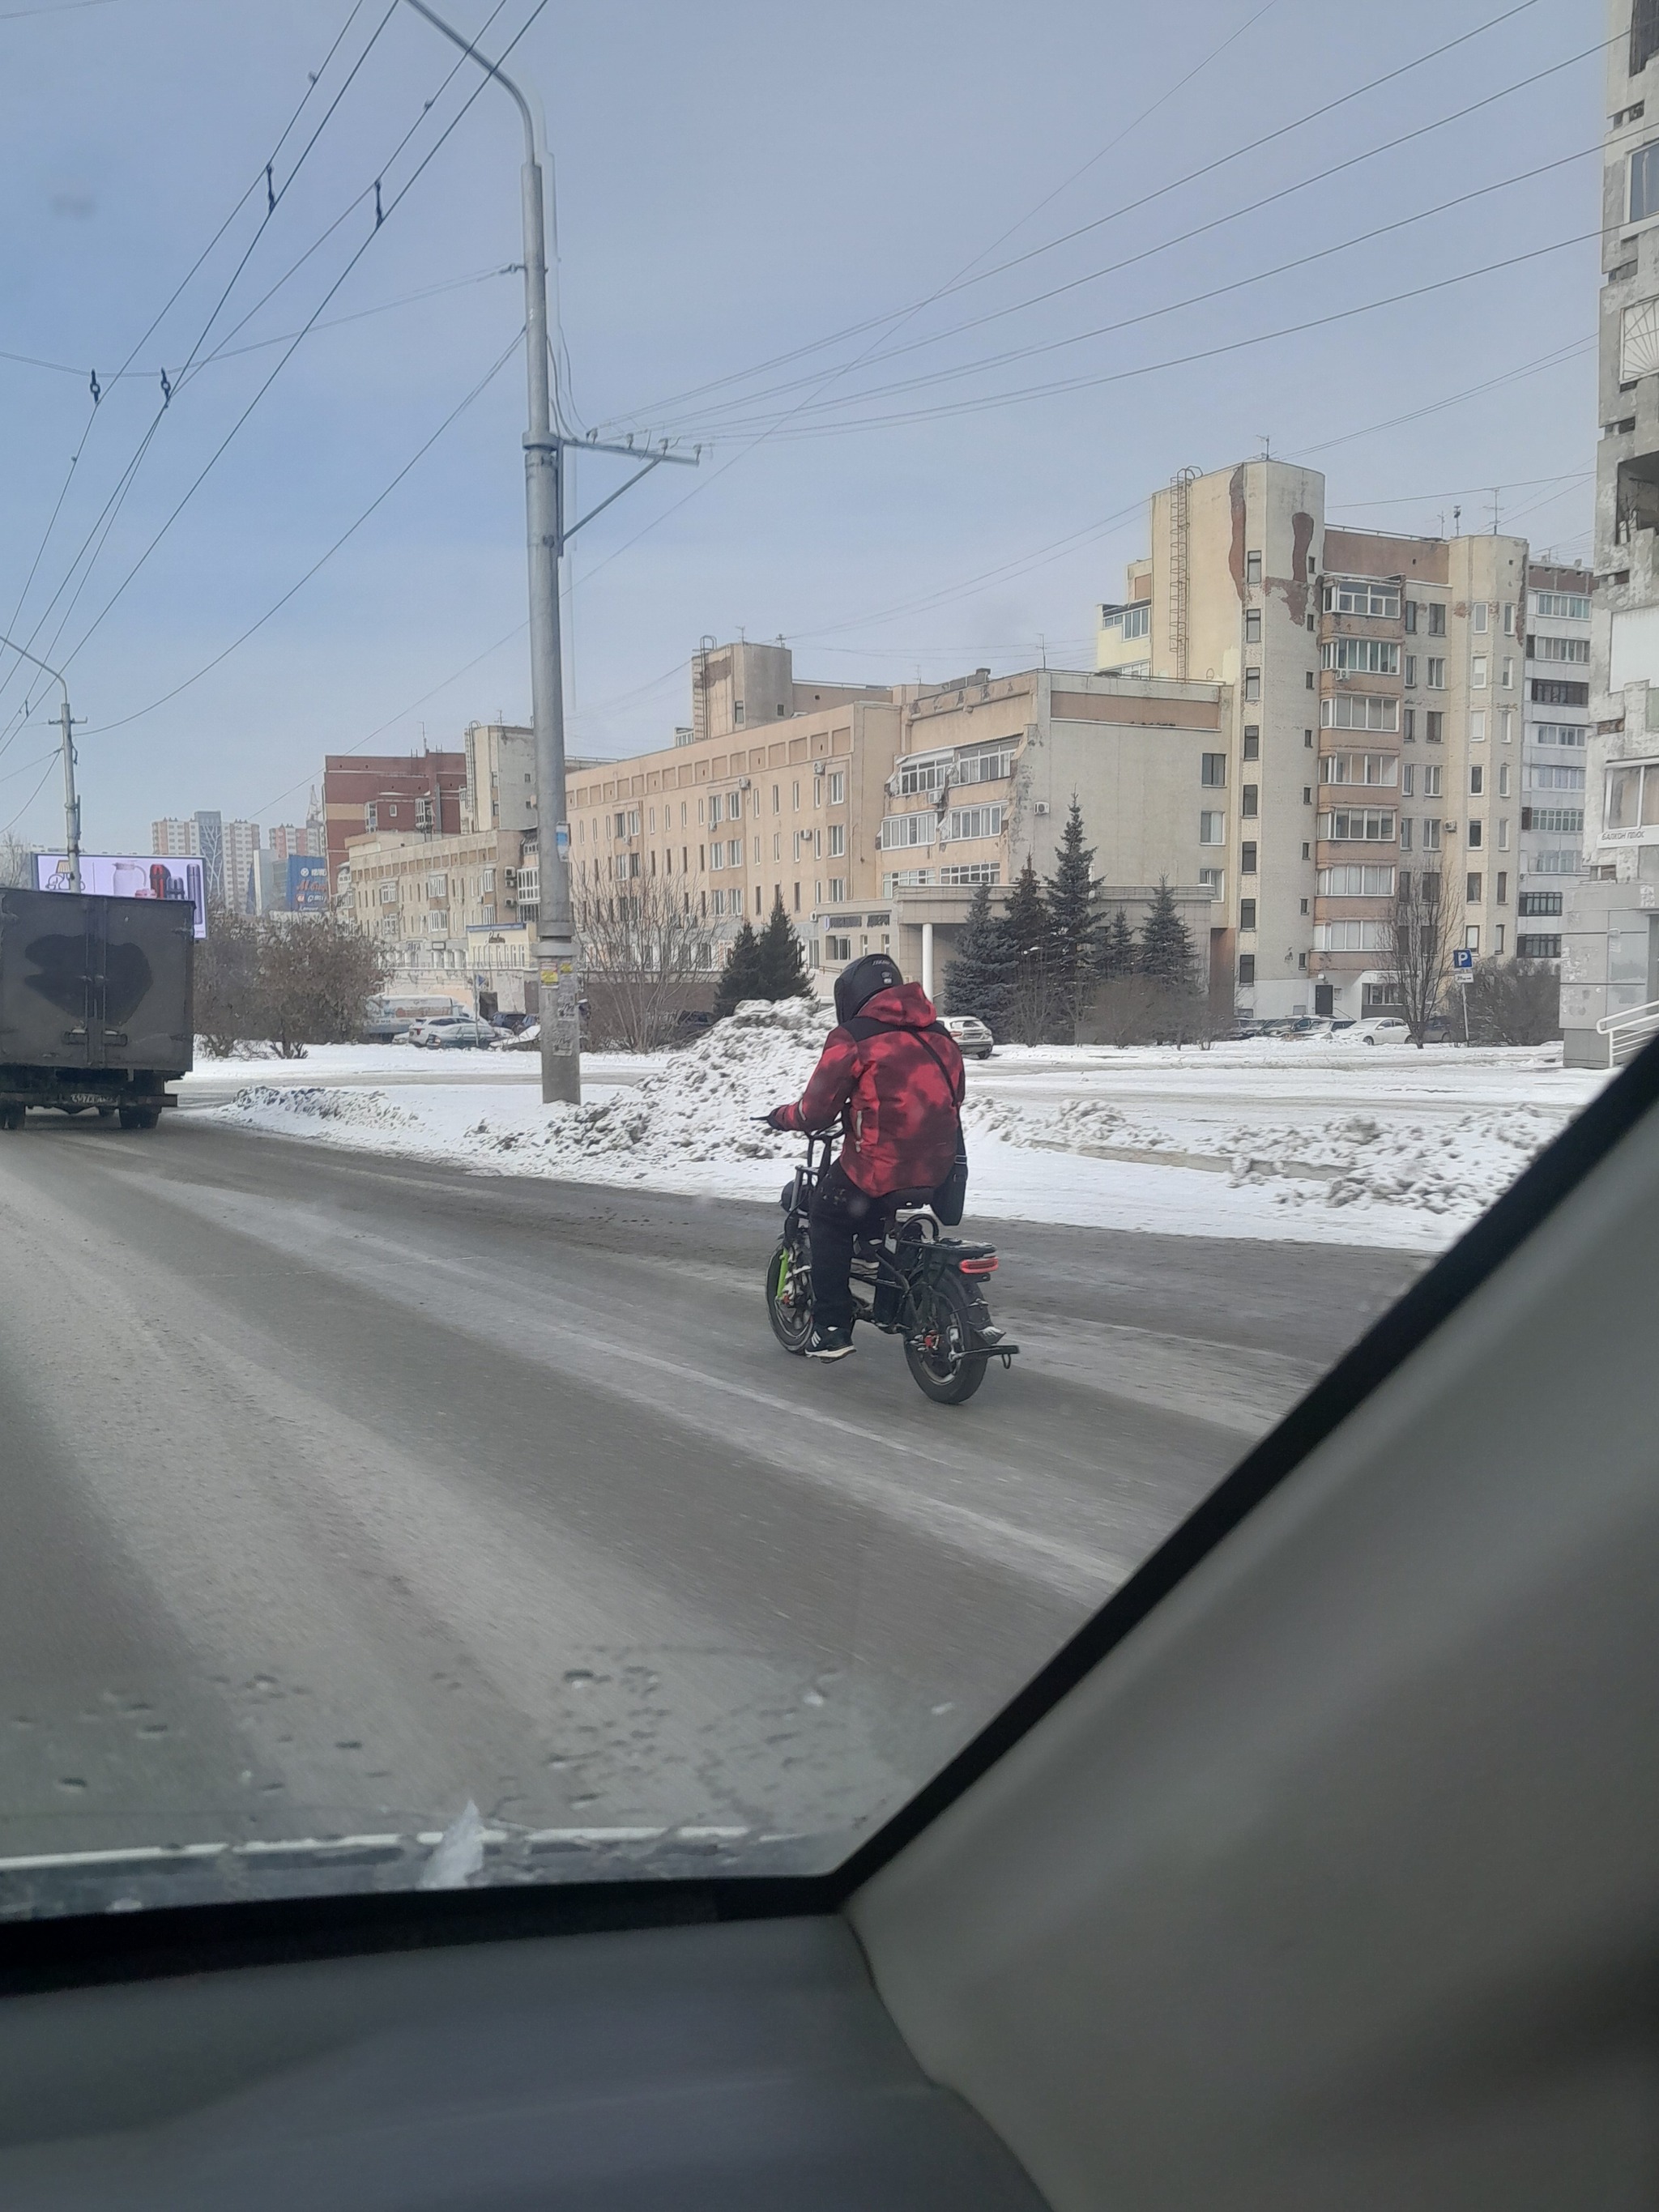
xmin=0 ymin=0 xmax=1610 ymax=1920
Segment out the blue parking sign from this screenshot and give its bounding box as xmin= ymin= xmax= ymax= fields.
xmin=1452 ymin=948 xmax=1474 ymax=972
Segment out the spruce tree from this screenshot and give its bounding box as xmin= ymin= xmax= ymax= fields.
xmin=713 ymin=918 xmax=766 ymax=1016
xmin=1098 ymin=906 xmax=1137 ymax=982
xmin=1045 ymin=795 xmax=1102 ymax=1042
xmin=942 ymin=879 xmax=1011 ymax=1034
xmin=757 ymin=891 xmax=812 ymax=999
xmin=1001 ymin=856 xmax=1057 ymax=1044
xmin=1137 ymin=877 xmax=1196 ymax=991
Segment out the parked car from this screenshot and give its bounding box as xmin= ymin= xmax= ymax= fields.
xmin=940 ymin=1014 xmax=994 ymax=1059
xmin=408 ymin=1015 xmax=499 ymax=1050
xmin=1352 ymin=1016 xmax=1411 ymax=1046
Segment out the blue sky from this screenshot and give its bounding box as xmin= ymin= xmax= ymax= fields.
xmin=0 ymin=0 xmax=1601 ymax=850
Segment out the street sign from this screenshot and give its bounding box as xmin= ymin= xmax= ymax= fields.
xmin=1452 ymin=948 xmax=1474 ymax=971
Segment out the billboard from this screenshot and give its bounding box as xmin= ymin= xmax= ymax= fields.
xmin=33 ymin=854 xmax=207 ymax=939
xmin=287 ymin=854 xmax=328 ymax=911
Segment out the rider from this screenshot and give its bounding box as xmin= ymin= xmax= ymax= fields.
xmin=767 ymin=953 xmax=965 ymax=1361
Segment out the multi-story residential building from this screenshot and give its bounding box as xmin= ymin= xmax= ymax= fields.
xmin=1517 ymin=564 xmax=1593 ymax=962
xmin=689 ymin=638 xmax=882 ymax=743
xmin=876 ymin=667 xmax=1226 ymax=995
xmin=1098 ymin=460 xmax=1529 ymax=1017
xmin=222 ymin=819 xmax=260 ymax=910
xmin=269 ymin=821 xmax=321 ymax=864
xmin=1559 ymin=0 xmax=1659 ymax=1063
xmin=346 ymin=824 xmax=535 ymax=1014
xmin=322 ymin=749 xmax=466 ymax=906
xmin=151 ymin=817 xmax=194 ymax=859
xmin=562 ymin=644 xmax=1224 ymax=999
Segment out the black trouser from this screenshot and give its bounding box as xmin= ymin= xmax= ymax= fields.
xmin=808 ymin=1161 xmax=876 ymax=1333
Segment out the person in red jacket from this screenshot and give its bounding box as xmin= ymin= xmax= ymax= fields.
xmin=767 ymin=954 xmax=965 ymax=1361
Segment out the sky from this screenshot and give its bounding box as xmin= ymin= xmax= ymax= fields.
xmin=0 ymin=0 xmax=1604 ymax=852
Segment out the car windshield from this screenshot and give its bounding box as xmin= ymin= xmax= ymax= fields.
xmin=0 ymin=0 xmax=1610 ymax=1921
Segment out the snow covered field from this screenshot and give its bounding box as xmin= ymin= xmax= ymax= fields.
xmin=200 ymin=1006 xmax=1613 ymax=1253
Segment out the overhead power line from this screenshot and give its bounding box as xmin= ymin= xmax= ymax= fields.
xmin=596 ymin=0 xmax=1550 ymax=433
xmin=85 ymin=326 xmax=525 ymax=734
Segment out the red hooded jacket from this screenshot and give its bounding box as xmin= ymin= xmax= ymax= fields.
xmin=774 ymin=982 xmax=964 ymax=1196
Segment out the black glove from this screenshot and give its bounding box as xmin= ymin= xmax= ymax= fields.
xmin=765 ymin=1106 xmax=791 ymax=1130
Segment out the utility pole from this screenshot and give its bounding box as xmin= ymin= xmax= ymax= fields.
xmin=0 ymin=631 xmax=79 ymax=890
xmin=401 ymin=2 xmax=696 ymax=1105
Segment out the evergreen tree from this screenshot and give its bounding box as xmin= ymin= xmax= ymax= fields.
xmin=1001 ymin=856 xmax=1058 ymax=1044
xmin=942 ymin=879 xmax=1011 ymax=1034
xmin=713 ymin=918 xmax=766 ymax=1016
xmin=1045 ymin=795 xmax=1102 ymax=1042
xmin=1098 ymin=906 xmax=1137 ymax=982
xmin=1137 ymin=877 xmax=1197 ymax=991
xmin=757 ymin=892 xmax=812 ymax=999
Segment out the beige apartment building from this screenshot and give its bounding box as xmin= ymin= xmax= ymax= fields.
xmin=1099 ymin=460 xmax=1529 ymax=1019
xmin=347 ymin=824 xmax=535 ymax=1014
xmin=563 ymin=646 xmax=1226 ymax=1001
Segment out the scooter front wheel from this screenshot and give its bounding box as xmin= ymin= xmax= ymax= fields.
xmin=765 ymin=1236 xmax=814 ymax=1354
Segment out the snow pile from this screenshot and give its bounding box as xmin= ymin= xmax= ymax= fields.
xmin=460 ymin=997 xmax=832 ymax=1172
xmin=1269 ymin=1106 xmax=1566 ymax=1219
xmin=225 ymin=1085 xmax=422 ymax=1136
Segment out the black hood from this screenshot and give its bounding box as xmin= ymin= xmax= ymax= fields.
xmin=834 ymin=953 xmax=904 ymax=1025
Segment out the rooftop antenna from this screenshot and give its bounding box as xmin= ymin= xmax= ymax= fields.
xmin=1258 ymin=435 xmax=1271 ymax=460
xmin=1491 ymin=487 xmax=1499 ymax=535
xmin=1452 ymin=504 xmax=1462 ymax=535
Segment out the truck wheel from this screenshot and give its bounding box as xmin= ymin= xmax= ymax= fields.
xmin=0 ymin=1106 xmax=24 ymax=1132
xmin=118 ymin=1106 xmax=159 ymax=1131
xmin=96 ymin=1106 xmax=116 ymax=1119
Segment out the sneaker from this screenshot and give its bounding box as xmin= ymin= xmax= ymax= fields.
xmin=805 ymin=1323 xmax=855 ymax=1361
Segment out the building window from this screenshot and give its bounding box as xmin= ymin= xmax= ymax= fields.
xmin=1426 ymin=658 xmax=1446 ymax=689
xmin=828 ymin=877 xmax=847 ymax=902
xmin=1245 ymin=551 xmax=1262 ymax=586
xmin=825 ymin=932 xmax=852 ymax=961
xmin=1198 ymin=867 xmax=1223 ymax=896
xmin=1519 ymin=890 xmax=1563 ymax=915
xmin=1426 ymin=710 xmax=1444 ymax=743
xmin=1465 ymin=925 xmax=1482 ymax=953
xmin=1422 ymin=818 xmax=1442 ymax=852
xmin=956 ymin=744 xmax=1017 ymax=786
xmin=1529 ymin=762 xmax=1587 ymax=791
xmin=1403 ymin=654 xmax=1418 ymax=688
xmin=1427 ymin=602 xmax=1446 ymax=637
xmin=1466 ymin=873 xmax=1482 ymax=903
xmin=1321 ymin=693 xmax=1398 ymax=731
xmin=1469 ymin=765 xmax=1483 ymax=797
xmin=1531 ymin=679 xmax=1589 ymax=707
xmin=1473 ymin=660 xmax=1489 ymax=697
xmin=1496 ymin=871 xmax=1508 ymax=905
xmin=828 ymin=823 xmax=845 ymax=857
xmin=1631 ymin=139 xmax=1659 ymax=224
xmin=1200 ymin=810 xmax=1226 ymax=845
xmin=1534 ymin=722 xmax=1586 ymax=748
xmin=1319 ymin=864 xmax=1396 ymax=894
xmin=1201 ymin=752 xmax=1227 ymax=786
xmin=898 ymin=757 xmax=950 ymax=796
xmin=1314 ymin=919 xmax=1388 ymax=952
xmin=1324 ymin=579 xmax=1401 ymax=617
xmin=1402 ymin=707 xmax=1416 ymax=741
xmin=364 ymin=802 xmax=378 ymax=831
xmin=1238 ymin=954 xmax=1256 ymax=985
xmin=879 ymin=812 xmax=934 ymax=849
xmin=828 ymin=769 xmax=846 ymax=804
xmin=1320 ymin=752 xmax=1397 ymax=786
xmin=1306 ymin=670 xmax=1315 ymax=689
xmin=1241 ymin=840 xmax=1257 ymax=874
xmin=1243 ymin=727 xmax=1260 ymax=760
xmin=1516 ymin=933 xmax=1563 ymax=957
xmin=1239 ymin=897 xmax=1257 ymax=930
xmin=1500 ymin=657 xmax=1515 ymax=689
xmin=1532 ymin=591 xmax=1591 ymax=620
xmin=1244 ymin=609 xmax=1261 ymax=643
xmin=1323 ymin=637 xmax=1401 ymax=676
xmin=1525 ymin=806 xmax=1585 ymax=833
xmin=1319 ymin=808 xmax=1396 ymax=842
xmin=1244 ymin=668 xmax=1260 ymax=701
xmin=1498 ymin=763 xmax=1512 ymax=798
xmin=946 ymin=803 xmax=1004 ymax=842
xmin=1503 ymin=601 xmax=1516 ymax=633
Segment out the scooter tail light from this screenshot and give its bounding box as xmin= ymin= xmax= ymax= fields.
xmin=957 ymin=1255 xmax=997 ymax=1274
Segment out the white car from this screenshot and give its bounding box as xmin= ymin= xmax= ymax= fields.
xmin=940 ymin=1015 xmax=994 ymax=1059
xmin=1352 ymin=1017 xmax=1411 ymax=1046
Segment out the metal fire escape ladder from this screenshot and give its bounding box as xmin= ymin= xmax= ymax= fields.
xmin=1168 ymin=467 xmax=1196 ymax=681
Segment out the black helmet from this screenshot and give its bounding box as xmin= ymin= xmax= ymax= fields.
xmin=834 ymin=953 xmax=903 ymax=1025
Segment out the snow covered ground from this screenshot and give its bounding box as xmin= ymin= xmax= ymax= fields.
xmin=201 ymin=1006 xmax=1614 ymax=1254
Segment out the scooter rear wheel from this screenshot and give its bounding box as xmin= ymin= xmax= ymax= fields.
xmin=904 ymin=1274 xmax=988 ymax=1404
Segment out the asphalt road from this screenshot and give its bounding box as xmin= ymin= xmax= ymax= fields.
xmin=0 ymin=1112 xmax=1422 ymax=1900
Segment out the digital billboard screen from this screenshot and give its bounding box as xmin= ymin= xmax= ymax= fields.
xmin=33 ymin=854 xmax=208 ymax=939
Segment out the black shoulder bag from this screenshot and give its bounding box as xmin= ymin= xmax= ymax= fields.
xmin=914 ymin=1027 xmax=969 ymax=1227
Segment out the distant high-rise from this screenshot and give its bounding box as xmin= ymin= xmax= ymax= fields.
xmin=151 ymin=818 xmax=194 ymax=858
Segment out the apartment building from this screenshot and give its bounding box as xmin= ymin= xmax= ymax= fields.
xmin=565 ymin=679 xmax=903 ymax=968
xmin=689 ymin=637 xmax=884 ymax=744
xmin=346 ymin=823 xmax=535 ymax=1013
xmin=1098 ymin=461 xmax=1528 ymax=1017
xmin=1516 ymin=564 xmax=1593 ymax=962
xmin=151 ymin=817 xmax=194 ymax=859
xmin=876 ymin=667 xmax=1226 ymax=996
xmin=322 ymin=749 xmax=466 ymax=905
xmin=561 ymin=643 xmax=1224 ymax=999
xmin=1559 ymin=0 xmax=1659 ymax=1063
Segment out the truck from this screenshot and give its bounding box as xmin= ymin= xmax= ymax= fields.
xmin=0 ymin=885 xmax=194 ymax=1131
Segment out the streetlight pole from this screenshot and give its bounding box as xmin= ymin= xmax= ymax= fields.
xmin=0 ymin=632 xmax=79 ymax=891
xmin=400 ymin=2 xmax=696 ymax=1106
